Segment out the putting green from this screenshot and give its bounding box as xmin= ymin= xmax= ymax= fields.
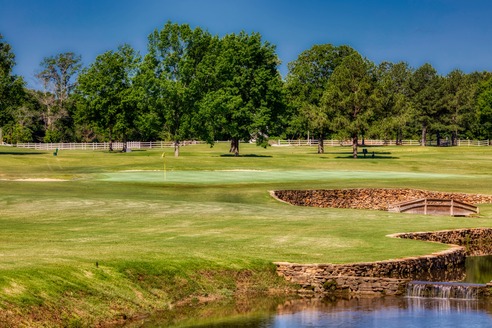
xmin=99 ymin=169 xmax=470 ymax=184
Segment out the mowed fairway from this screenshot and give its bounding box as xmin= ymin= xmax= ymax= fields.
xmin=1 ymin=143 xmax=492 ymax=325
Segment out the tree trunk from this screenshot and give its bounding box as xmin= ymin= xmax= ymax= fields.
xmin=174 ymin=140 xmax=180 ymax=157
xmin=317 ymin=139 xmax=324 ymax=154
xmin=452 ymin=131 xmax=457 ymax=146
xmin=352 ymin=134 xmax=358 ymax=159
xmin=108 ymin=129 xmax=113 ymax=152
xmin=121 ymin=134 xmax=128 ymax=152
xmin=230 ymin=138 xmax=239 ymax=157
xmin=436 ymin=132 xmax=441 ymax=147
xmin=421 ymin=124 xmax=427 ymax=147
xmin=317 ymin=133 xmax=324 ymax=154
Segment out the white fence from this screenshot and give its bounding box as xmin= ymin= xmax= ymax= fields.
xmin=275 ymin=139 xmax=422 ymax=146
xmin=14 ymin=139 xmax=491 ymax=150
xmin=456 ymin=139 xmax=491 ymax=147
xmin=274 ymin=139 xmax=490 ymax=147
xmin=15 ymin=141 xmax=204 ymax=151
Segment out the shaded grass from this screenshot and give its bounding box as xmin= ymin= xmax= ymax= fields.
xmin=1 ymin=144 xmax=492 ymax=325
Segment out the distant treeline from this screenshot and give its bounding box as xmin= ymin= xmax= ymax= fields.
xmin=1 ymin=22 xmax=492 ymax=156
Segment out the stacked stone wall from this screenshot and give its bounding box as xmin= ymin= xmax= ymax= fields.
xmin=275 ymin=228 xmax=492 ymax=296
xmin=273 ymin=188 xmax=492 ymax=211
xmin=393 ymin=228 xmax=492 ymax=256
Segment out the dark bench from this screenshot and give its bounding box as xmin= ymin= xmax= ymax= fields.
xmin=362 ymin=149 xmax=375 ymax=158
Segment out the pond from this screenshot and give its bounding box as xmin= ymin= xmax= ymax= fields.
xmin=464 ymin=255 xmax=492 ymax=284
xmin=129 ymin=256 xmax=492 ymax=327
xmin=132 ymin=296 xmax=492 ymax=328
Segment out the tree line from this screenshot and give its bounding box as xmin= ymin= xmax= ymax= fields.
xmin=1 ymin=22 xmax=492 ymax=157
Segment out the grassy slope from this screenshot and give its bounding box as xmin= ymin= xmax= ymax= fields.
xmin=0 ymin=144 xmax=491 ymax=326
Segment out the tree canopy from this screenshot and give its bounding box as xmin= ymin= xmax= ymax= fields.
xmin=2 ymin=24 xmax=492 ymax=152
xmin=0 ymin=34 xmax=25 ymax=142
xmin=284 ymin=44 xmax=356 ymax=150
xmin=322 ymin=52 xmax=376 ymax=158
xmin=198 ymin=31 xmax=284 ymax=156
xmin=36 ymin=52 xmax=82 ymax=142
xmin=139 ymin=22 xmax=213 ymax=156
xmin=476 ymin=77 xmax=492 ymax=140
xmin=76 ymin=44 xmax=140 ymax=151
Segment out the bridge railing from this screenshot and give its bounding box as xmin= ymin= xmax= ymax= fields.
xmin=388 ymin=198 xmax=479 ymax=216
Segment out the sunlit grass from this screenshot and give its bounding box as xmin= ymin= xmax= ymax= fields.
xmin=1 ymin=143 xmax=492 ymax=324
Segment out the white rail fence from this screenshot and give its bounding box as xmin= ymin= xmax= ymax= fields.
xmin=275 ymin=139 xmax=422 ymax=146
xmin=274 ymin=139 xmax=491 ymax=147
xmin=15 ymin=141 xmax=204 ymax=151
xmin=14 ymin=139 xmax=491 ymax=150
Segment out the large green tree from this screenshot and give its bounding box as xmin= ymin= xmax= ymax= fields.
xmin=0 ymin=34 xmax=25 ymax=143
xmin=409 ymin=63 xmax=441 ymax=146
xmin=76 ymin=44 xmax=140 ymax=151
xmin=139 ymin=22 xmax=213 ymax=157
xmin=198 ymin=31 xmax=284 ymax=156
xmin=322 ymin=52 xmax=376 ymax=158
xmin=36 ymin=52 xmax=82 ymax=142
xmin=372 ymin=61 xmax=413 ymax=144
xmin=285 ymin=44 xmax=356 ymax=152
xmin=5 ymin=89 xmax=44 ymax=143
xmin=438 ymin=70 xmax=476 ymax=145
xmin=476 ymin=76 xmax=492 ymax=141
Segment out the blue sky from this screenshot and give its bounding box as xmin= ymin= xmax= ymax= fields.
xmin=2 ymin=0 xmax=492 ymax=88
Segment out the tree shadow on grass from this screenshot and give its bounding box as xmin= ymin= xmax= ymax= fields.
xmin=333 ymin=154 xmax=399 ymax=159
xmin=0 ymin=151 xmax=46 ymax=155
xmin=327 ymin=151 xmax=393 ymax=155
xmin=219 ymin=154 xmax=272 ymax=158
xmin=321 ymin=151 xmax=398 ymax=159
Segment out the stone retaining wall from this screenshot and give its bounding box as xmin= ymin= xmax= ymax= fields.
xmin=275 ymin=228 xmax=492 ymax=296
xmin=392 ymin=228 xmax=492 ymax=256
xmin=272 ymin=188 xmax=492 ymax=211
xmin=321 ymin=276 xmax=408 ymax=296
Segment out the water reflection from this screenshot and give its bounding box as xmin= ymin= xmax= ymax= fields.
xmin=465 ymin=255 xmax=492 ymax=283
xmin=133 ymin=296 xmax=492 ymax=327
xmin=132 ymin=257 xmax=492 ymax=327
xmin=275 ymin=297 xmax=492 ymax=328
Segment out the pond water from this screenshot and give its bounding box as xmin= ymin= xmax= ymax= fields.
xmin=130 ymin=256 xmax=492 ymax=327
xmin=464 ymin=255 xmax=492 ymax=284
xmin=134 ymin=297 xmax=492 ymax=328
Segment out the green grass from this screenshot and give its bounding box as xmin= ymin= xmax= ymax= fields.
xmin=1 ymin=143 xmax=492 ymax=326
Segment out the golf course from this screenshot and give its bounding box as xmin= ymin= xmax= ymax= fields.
xmin=1 ymin=143 xmax=492 ymax=326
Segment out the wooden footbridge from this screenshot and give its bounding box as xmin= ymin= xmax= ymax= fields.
xmin=388 ymin=198 xmax=479 ymax=217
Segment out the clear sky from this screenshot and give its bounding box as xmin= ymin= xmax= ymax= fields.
xmin=1 ymin=0 xmax=492 ymax=88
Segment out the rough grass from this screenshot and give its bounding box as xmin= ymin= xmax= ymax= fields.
xmin=1 ymin=143 xmax=492 ymax=326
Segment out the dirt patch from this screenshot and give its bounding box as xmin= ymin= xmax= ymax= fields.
xmin=1 ymin=178 xmax=67 ymax=182
xmin=272 ymin=188 xmax=492 ymax=211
